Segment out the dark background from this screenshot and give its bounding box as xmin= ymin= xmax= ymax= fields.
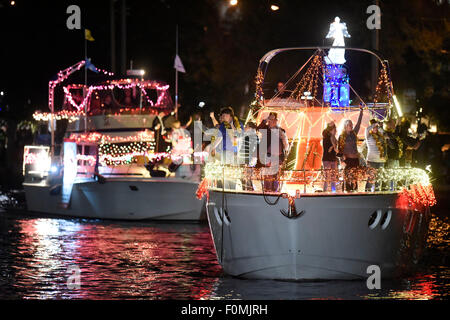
xmin=0 ymin=0 xmax=448 ymax=122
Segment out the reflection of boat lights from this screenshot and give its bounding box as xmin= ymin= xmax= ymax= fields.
xmin=17 ymin=219 xmax=83 ymax=299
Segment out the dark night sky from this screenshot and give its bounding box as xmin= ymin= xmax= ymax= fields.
xmin=0 ymin=0 xmax=448 ymax=122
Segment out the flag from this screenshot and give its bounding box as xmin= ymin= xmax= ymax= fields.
xmin=174 ymin=54 xmax=186 ymax=73
xmin=85 ymin=29 xmax=95 ymax=42
xmin=85 ymin=58 xmax=99 ymax=73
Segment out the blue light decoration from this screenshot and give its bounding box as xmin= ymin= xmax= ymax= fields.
xmin=323 ymin=64 xmax=350 ymax=110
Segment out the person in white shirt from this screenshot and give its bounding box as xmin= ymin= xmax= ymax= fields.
xmin=365 ymin=119 xmax=386 ymax=191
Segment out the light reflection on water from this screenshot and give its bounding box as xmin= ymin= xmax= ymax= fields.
xmin=0 ymin=210 xmax=448 ymax=300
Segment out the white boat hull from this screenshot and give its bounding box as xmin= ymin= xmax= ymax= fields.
xmin=206 ymin=191 xmax=431 ymax=280
xmin=24 ymin=178 xmax=205 ymax=221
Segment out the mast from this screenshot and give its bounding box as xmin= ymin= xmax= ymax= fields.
xmin=371 ymin=0 xmax=380 ymax=99
xmin=84 ymin=28 xmax=88 ymax=133
xmin=120 ymin=0 xmax=127 ymax=76
xmin=175 ymin=25 xmax=179 ymax=119
xmin=110 ymin=0 xmax=116 ymax=73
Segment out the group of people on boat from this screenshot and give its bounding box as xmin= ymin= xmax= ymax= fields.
xmin=321 ymin=105 xmax=423 ymax=193
xmin=147 ymin=104 xmax=290 ymax=189
xmin=203 ymin=106 xmax=289 ymax=191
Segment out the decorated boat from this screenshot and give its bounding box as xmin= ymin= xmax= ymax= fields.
xmin=23 ymin=61 xmax=205 ymax=221
xmin=197 ymin=20 xmax=436 ymax=280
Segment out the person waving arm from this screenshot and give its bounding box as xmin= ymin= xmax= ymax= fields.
xmin=354 ymin=105 xmax=364 ymax=135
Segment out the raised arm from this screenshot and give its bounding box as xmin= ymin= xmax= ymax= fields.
xmin=183 ymin=116 xmax=193 ymax=129
xmin=354 ymin=108 xmax=364 ymax=135
xmin=210 ymin=112 xmax=219 ymax=128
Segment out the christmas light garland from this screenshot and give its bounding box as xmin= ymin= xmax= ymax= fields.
xmin=292 ymin=55 xmax=323 ymax=100
xmin=33 ymin=110 xmax=85 ymax=122
xmin=98 ymin=141 xmax=156 ymax=166
xmin=203 ymin=163 xmax=433 ymax=193
xmin=374 ymin=63 xmax=393 ymax=105
xmin=69 ymin=130 xmax=155 ymax=144
xmin=63 ymin=80 xmax=172 ymax=112
xmin=400 ymin=184 xmax=437 ymax=208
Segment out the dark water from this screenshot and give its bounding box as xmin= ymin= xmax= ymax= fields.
xmin=0 ymin=193 xmax=448 ymax=300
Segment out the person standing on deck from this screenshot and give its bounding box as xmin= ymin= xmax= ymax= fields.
xmin=384 ymin=119 xmax=402 ymax=190
xmin=365 ymin=119 xmax=387 ymax=191
xmin=152 ymin=110 xmax=170 ymax=153
xmin=338 ymin=105 xmax=363 ymax=191
xmin=257 ymin=112 xmax=289 ymax=192
xmin=322 ymin=121 xmax=338 ymax=192
xmin=210 ymin=107 xmax=243 ymax=165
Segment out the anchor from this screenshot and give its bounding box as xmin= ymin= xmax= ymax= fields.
xmin=280 ymin=194 xmax=304 ymax=219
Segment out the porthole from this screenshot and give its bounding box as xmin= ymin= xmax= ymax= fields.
xmin=368 ymin=209 xmax=382 ymax=229
xmin=380 ymin=210 xmax=392 ymax=230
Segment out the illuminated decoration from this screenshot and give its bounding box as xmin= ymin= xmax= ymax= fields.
xmin=400 ymin=184 xmax=437 ymax=209
xmin=98 ymin=141 xmax=156 ymax=166
xmin=33 ymin=110 xmax=84 ymax=123
xmin=254 ymin=69 xmax=265 ymax=104
xmin=203 ymin=163 xmax=433 ymax=197
xmin=324 ymin=17 xmax=351 ymax=65
xmin=322 ymin=17 xmax=352 ymax=108
xmin=323 ymin=64 xmax=350 ymax=108
xmin=374 ymin=62 xmax=394 ymax=106
xmin=62 ymin=79 xmax=172 ymax=112
xmin=69 ymin=130 xmax=155 ymax=144
xmin=23 ymin=146 xmax=51 ymax=176
xmin=48 ymin=61 xmax=114 ymax=112
xmin=76 ymin=154 xmax=96 ymax=166
xmin=292 ymin=55 xmax=323 ymax=101
xmin=196 ymin=178 xmax=210 ymax=200
xmin=48 ymin=61 xmax=85 ymax=112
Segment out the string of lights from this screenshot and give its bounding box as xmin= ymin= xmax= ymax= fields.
xmin=69 ymin=130 xmax=155 ymax=144
xmin=203 ymin=163 xmax=432 ymax=189
xmin=63 ymin=81 xmax=171 ymax=112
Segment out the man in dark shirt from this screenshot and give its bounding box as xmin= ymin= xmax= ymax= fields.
xmin=257 ymin=112 xmax=289 ymax=192
xmin=152 ymin=110 xmax=170 ymax=153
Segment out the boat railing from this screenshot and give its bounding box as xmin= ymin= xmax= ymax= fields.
xmin=203 ymin=163 xmax=432 ymax=196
